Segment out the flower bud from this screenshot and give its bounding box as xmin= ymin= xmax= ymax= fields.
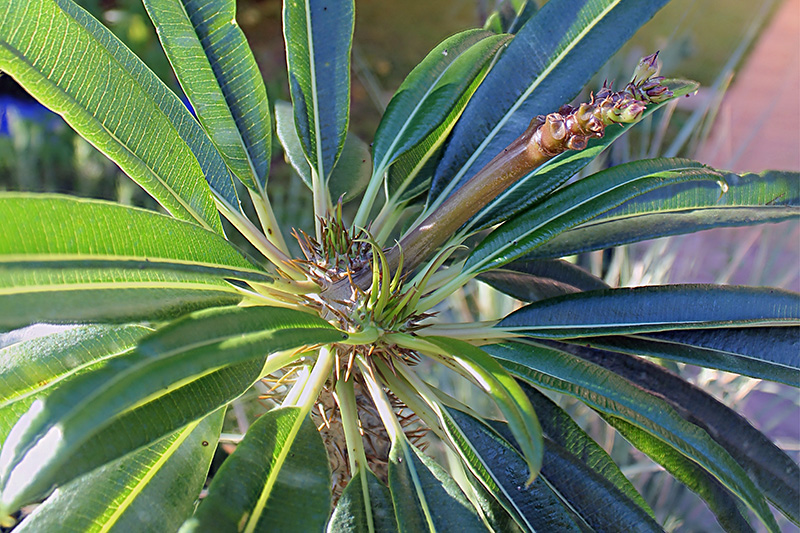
xmin=631 ymin=51 xmax=661 ymax=86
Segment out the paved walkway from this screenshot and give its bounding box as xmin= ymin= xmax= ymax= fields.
xmin=698 ymin=0 xmax=800 ymax=172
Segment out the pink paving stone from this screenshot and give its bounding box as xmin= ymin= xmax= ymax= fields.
xmin=698 ymin=0 xmax=800 ymax=173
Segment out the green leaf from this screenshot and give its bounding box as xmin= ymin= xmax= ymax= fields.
xmin=488 ymin=340 xmax=781 ymax=532
xmin=0 ymin=324 xmax=150 ymax=445
xmin=0 ymin=306 xmax=342 ymax=513
xmin=15 ymin=410 xmax=224 ymax=533
xmin=472 ymin=79 xmax=699 ymax=230
xmin=388 ymin=435 xmax=484 ymax=532
xmin=425 ymin=336 xmax=543 ymax=483
xmin=380 ymin=32 xmax=511 ymax=209
xmin=430 ymin=0 xmax=670 ymax=204
xmin=604 ymin=416 xmax=755 ymax=533
xmin=276 ymin=99 xmax=372 ymax=204
xmin=500 ymin=284 xmax=800 ymax=338
xmin=516 ymin=382 xmax=654 ymax=518
xmin=0 ymin=0 xmax=233 ymax=231
xmin=442 ymin=407 xmax=584 ymax=532
xmin=493 ymin=423 xmax=662 ymax=532
xmin=283 ymin=0 xmax=353 ymax=181
xmin=580 ymin=327 xmax=800 ymax=386
xmin=328 ymin=132 xmax=373 ymax=204
xmin=530 ymin=169 xmax=800 ymax=259
xmin=477 ymin=258 xmax=607 ymax=302
xmin=275 ymin=99 xmax=313 ymax=186
xmin=182 ymin=407 xmax=331 ymax=533
xmin=0 ymin=194 xmax=272 ymax=329
xmin=328 ymin=468 xmax=398 ymax=533
xmin=560 ymin=342 xmax=799 ymax=524
xmin=484 ymin=0 xmax=539 ymax=34
xmin=372 ymin=30 xmax=509 ymax=180
xmin=466 ymin=158 xmax=725 ymax=274
xmin=143 ymin=0 xmax=272 ymax=191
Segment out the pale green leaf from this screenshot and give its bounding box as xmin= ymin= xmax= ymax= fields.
xmin=143 ymin=0 xmax=272 ymax=191
xmin=0 ymin=0 xmax=235 ymax=230
xmin=181 ymin=407 xmax=331 ymax=533
xmin=15 ymin=410 xmax=224 ymax=533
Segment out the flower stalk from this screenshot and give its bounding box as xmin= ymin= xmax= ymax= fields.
xmin=387 ymin=53 xmax=673 ymax=278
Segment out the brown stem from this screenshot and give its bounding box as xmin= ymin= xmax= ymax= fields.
xmin=324 ymin=53 xmax=672 ymax=301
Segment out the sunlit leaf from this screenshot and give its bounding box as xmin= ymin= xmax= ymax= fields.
xmin=143 ymin=0 xmax=272 ymax=191
xmin=182 ymin=407 xmax=331 ymax=533
xmin=0 ymin=0 xmax=233 ymax=230
xmin=15 ymin=410 xmax=224 ymax=532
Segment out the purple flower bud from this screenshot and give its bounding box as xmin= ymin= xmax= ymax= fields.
xmin=631 ymin=52 xmax=661 ymax=86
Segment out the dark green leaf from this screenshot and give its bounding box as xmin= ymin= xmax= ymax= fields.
xmin=443 ymin=407 xmax=584 ymax=532
xmin=0 ymin=306 xmax=342 ymax=513
xmin=484 ymin=0 xmax=539 ymax=34
xmin=388 ymin=436 xmax=484 ymax=532
xmin=0 ymin=0 xmax=233 ymax=230
xmin=329 ymin=132 xmax=373 ymax=204
xmin=580 ymin=327 xmax=800 ymax=386
xmin=182 ymin=407 xmax=331 ymax=533
xmin=488 ymin=340 xmax=780 ymax=531
xmin=500 ymin=284 xmax=800 ymax=338
xmin=284 ymin=0 xmax=353 ymax=181
xmin=0 ymin=324 xmax=150 ymax=445
xmin=478 ymin=258 xmax=607 ymax=302
xmin=517 ymin=382 xmax=654 ymax=517
xmin=531 ymin=169 xmax=800 ymax=258
xmin=328 ymin=468 xmax=398 ymax=533
xmin=426 ymin=336 xmax=543 ymax=482
xmin=558 ymin=341 xmax=799 ymax=524
xmin=275 ymin=99 xmax=313 ymax=187
xmin=376 ymin=31 xmax=511 ymax=214
xmin=604 ymin=415 xmax=755 ymax=533
xmin=15 ymin=410 xmax=224 ymax=532
xmin=430 ymin=0 xmax=670 ymax=204
xmin=143 ymin=0 xmax=272 ymax=191
xmin=466 ymin=159 xmax=724 ymax=274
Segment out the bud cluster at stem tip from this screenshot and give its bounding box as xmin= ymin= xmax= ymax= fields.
xmin=529 ymin=52 xmax=673 ymax=155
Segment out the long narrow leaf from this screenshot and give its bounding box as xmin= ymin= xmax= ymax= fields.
xmin=558 ymin=341 xmax=800 ymax=523
xmin=15 ymin=410 xmax=224 ymax=532
xmin=531 ymin=169 xmax=800 ymax=258
xmin=0 ymin=306 xmax=342 ymax=513
xmin=0 ymin=194 xmax=273 ymax=329
xmin=478 ymin=258 xmax=607 ymax=302
xmin=603 ymin=415 xmax=756 ymax=533
xmin=283 ymin=0 xmax=353 ymax=181
xmin=516 ymin=382 xmax=654 ymax=517
xmin=388 ymin=435 xmax=484 ymax=532
xmin=466 ymin=159 xmax=725 ymax=274
xmin=429 ymin=0 xmax=670 ymax=204
xmin=182 ymin=407 xmax=331 ymax=533
xmin=372 ymin=30 xmax=509 ymax=179
xmin=426 ymin=336 xmax=543 ymax=483
xmin=579 ymin=327 xmax=800 ymax=386
xmin=500 ymin=284 xmax=800 ymax=337
xmin=442 ymin=407 xmax=585 ymax=532
xmin=0 ymin=0 xmax=234 ymax=230
xmin=488 ymin=340 xmax=781 ymax=532
xmin=143 ymin=0 xmax=272 ymax=191
xmin=328 ymin=468 xmax=398 ymax=533
xmin=0 ymin=324 xmax=150 ymax=445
